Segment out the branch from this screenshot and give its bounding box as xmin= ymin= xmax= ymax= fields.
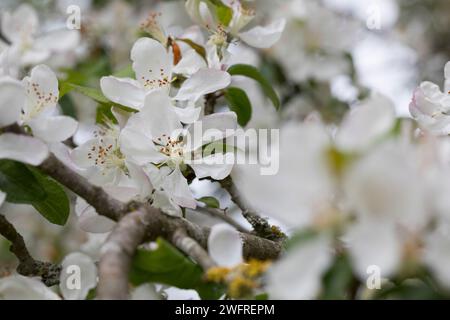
xmin=4 ymin=125 xmax=283 ymax=297
xmin=171 ymin=229 xmax=216 ymax=270
xmin=219 ymin=176 xmax=286 ymax=242
xmin=196 ymin=206 xmax=251 ymax=234
xmin=35 ymin=151 xmax=282 ymax=260
xmin=38 ymin=154 xmax=127 ymax=221
xmin=0 ymin=214 xmax=61 ymax=286
xmin=97 ymin=207 xmax=155 ymax=299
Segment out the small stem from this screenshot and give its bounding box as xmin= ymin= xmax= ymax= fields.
xmin=196 ymin=206 xmax=250 ymax=234
xmin=171 ymin=229 xmax=217 ymax=270
xmin=204 ymin=93 xmax=217 ymax=115
xmin=219 ymin=176 xmax=286 ymax=242
xmin=0 ymin=214 xmax=61 ymax=286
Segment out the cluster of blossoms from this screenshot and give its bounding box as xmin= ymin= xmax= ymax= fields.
xmin=1 ymin=0 xmax=450 ymax=301
xmin=0 ymin=0 xmax=285 ymax=299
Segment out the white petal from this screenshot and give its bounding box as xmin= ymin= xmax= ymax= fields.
xmin=445 ymin=61 xmax=450 ymax=93
xmin=0 ymin=133 xmax=49 ymax=165
xmin=266 ymin=235 xmax=332 ymax=300
xmin=35 ymin=29 xmax=80 ymax=52
xmin=189 ymin=152 xmax=234 ymax=180
xmin=175 ymin=68 xmax=231 ymax=102
xmin=71 ymin=139 xmax=102 ymax=169
xmin=346 ymin=221 xmax=401 ymax=280
xmin=131 ymin=284 xmax=160 ymax=300
xmin=0 ymin=77 xmax=25 ymax=126
xmin=185 ymin=112 xmax=237 ymax=152
xmin=20 ymin=47 xmax=50 ymax=66
xmin=208 ymin=224 xmax=243 ymax=267
xmin=59 ymin=252 xmax=97 ymax=300
xmin=0 ymin=191 xmax=5 ymax=207
xmin=100 ymin=76 xmax=144 ymax=110
xmin=336 ymin=94 xmax=396 ymax=152
xmin=131 ymin=37 xmax=172 ymax=91
xmin=445 ymin=61 xmax=450 ymax=81
xmin=172 ymin=49 xmax=207 ymax=77
xmin=152 ymin=189 xmax=183 ymax=217
xmin=173 ymin=105 xmax=202 ymax=124
xmin=111 ymin=106 xmax=131 ymax=129
xmin=423 ymin=225 xmax=450 ymax=289
xmin=0 ymin=275 xmax=61 ymax=300
xmin=28 ymin=115 xmax=78 ymax=142
xmin=162 ymin=167 xmax=196 ymax=209
xmin=23 ymin=65 xmax=59 ymax=115
xmin=125 ymin=160 xmax=153 ymax=200
xmin=239 ymin=19 xmax=286 ymax=49
xmin=120 ymin=127 xmax=167 ymax=165
xmin=141 ymin=90 xmax=183 ymax=139
xmin=75 ymin=197 xmax=115 ymax=234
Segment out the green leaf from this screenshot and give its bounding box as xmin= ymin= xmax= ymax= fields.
xmin=130 ymin=238 xmax=224 ymax=299
xmin=255 ymin=293 xmax=269 ymax=300
xmin=208 ymin=0 xmax=233 ymax=26
xmin=0 ymin=160 xmax=46 ymax=203
xmin=374 ymin=279 xmax=446 ymax=300
xmin=96 ymin=104 xmax=116 ymax=125
xmin=284 ymin=228 xmax=318 ymax=251
xmin=176 ymin=38 xmax=207 ymax=61
xmin=58 ymin=94 xmax=77 ymax=119
xmin=198 ymin=196 xmax=220 ymax=209
xmin=28 ymin=168 xmax=70 ymax=226
xmin=227 ymin=64 xmax=280 ymax=109
xmin=320 ymin=254 xmax=354 ymax=300
xmin=59 ymin=82 xmax=109 ymax=104
xmin=225 ymin=87 xmax=252 ymax=126
xmin=113 ymin=65 xmax=135 ymax=78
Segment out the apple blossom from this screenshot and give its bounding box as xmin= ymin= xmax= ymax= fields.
xmin=409 ymin=62 xmax=450 ymax=134
xmin=100 ymin=37 xmax=231 ymax=118
xmin=120 ymin=90 xmax=237 ymax=209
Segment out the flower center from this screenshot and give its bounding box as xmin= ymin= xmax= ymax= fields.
xmin=155 ymin=134 xmax=185 ymax=166
xmin=87 ymin=139 xmax=126 ymax=172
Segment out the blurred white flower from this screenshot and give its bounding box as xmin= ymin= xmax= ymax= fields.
xmin=266 ymin=235 xmax=332 ymax=299
xmin=0 ymin=275 xmax=60 ymax=300
xmin=336 ymin=94 xmax=396 ymax=153
xmin=234 ymin=122 xmax=334 ymax=230
xmin=272 ymin=0 xmax=360 ymax=82
xmin=409 ymin=62 xmax=450 ymax=134
xmin=1 ymin=4 xmax=79 ymax=71
xmin=185 ymin=0 xmax=285 ymax=49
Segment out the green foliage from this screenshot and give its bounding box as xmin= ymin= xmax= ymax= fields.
xmin=130 ymin=238 xmax=224 ymax=299
xmin=197 ymin=196 xmax=220 ymax=209
xmin=59 ymin=81 xmax=137 ymax=125
xmin=0 ymin=160 xmax=46 ymax=203
xmin=28 ymin=167 xmax=70 ymax=226
xmin=320 ymin=254 xmax=355 ymax=300
xmin=228 ymin=64 xmax=280 ymax=109
xmin=58 ymin=94 xmax=77 ymax=119
xmin=208 ymin=0 xmax=233 ymax=26
xmin=225 ymin=87 xmax=252 ymax=126
xmin=0 ymin=160 xmax=70 ymax=225
xmin=176 ymin=38 xmax=207 ymax=61
xmin=284 ymin=228 xmax=319 ymax=251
